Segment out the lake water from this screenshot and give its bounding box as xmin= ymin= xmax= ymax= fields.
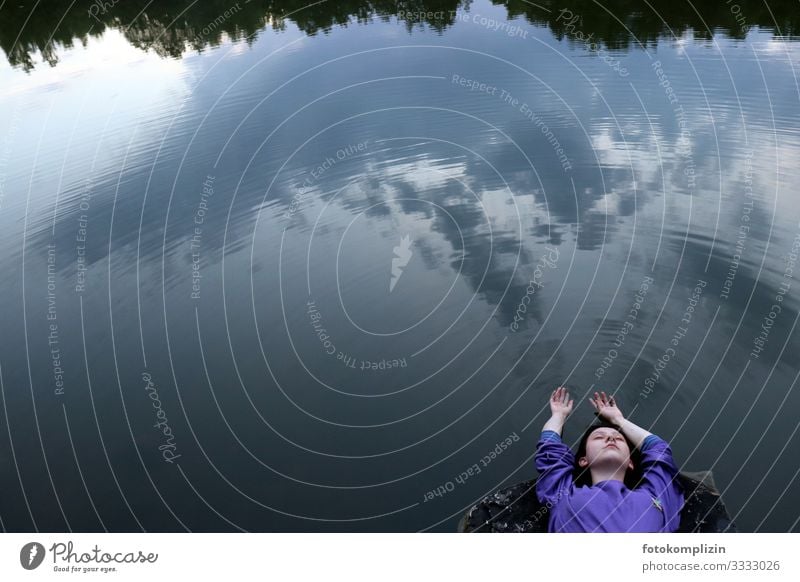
xmin=1 ymin=0 xmax=799 ymax=532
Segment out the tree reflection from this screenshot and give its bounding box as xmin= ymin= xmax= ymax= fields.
xmin=2 ymin=0 xmax=798 ymax=72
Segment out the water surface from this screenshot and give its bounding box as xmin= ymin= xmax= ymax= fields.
xmin=1 ymin=0 xmax=799 ymax=532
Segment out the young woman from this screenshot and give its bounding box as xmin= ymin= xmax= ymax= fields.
xmin=535 ymin=387 xmax=684 ymax=532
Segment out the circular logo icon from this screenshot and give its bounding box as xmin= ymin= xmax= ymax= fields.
xmin=19 ymin=542 xmax=45 ymax=570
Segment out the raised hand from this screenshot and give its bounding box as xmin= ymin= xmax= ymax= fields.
xmin=549 ymin=386 xmax=574 ymax=419
xmin=589 ymin=391 xmax=624 ymax=424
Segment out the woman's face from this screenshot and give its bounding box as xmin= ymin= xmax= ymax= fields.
xmin=578 ymin=427 xmax=634 ymax=470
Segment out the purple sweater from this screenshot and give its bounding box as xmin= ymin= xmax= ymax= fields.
xmin=534 ymin=431 xmax=684 ymax=532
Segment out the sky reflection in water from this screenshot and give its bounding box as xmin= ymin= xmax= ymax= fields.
xmin=0 ymin=0 xmax=799 ymax=532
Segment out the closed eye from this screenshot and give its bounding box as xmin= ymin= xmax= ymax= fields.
xmin=594 ymin=434 xmax=625 ymax=442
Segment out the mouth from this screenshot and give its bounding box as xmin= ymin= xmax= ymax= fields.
xmin=605 ymin=444 xmax=618 ymax=449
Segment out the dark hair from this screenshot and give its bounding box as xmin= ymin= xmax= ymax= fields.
xmin=573 ymin=420 xmax=644 ymax=489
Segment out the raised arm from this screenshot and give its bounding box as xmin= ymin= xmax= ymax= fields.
xmin=589 ymin=391 xmax=652 ymax=450
xmin=543 ymin=386 xmax=573 ymax=434
xmin=535 ymin=387 xmax=576 ymax=506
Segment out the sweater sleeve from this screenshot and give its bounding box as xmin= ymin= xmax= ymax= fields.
xmin=534 ymin=430 xmax=575 ymax=506
xmin=638 ymin=435 xmax=684 ymax=524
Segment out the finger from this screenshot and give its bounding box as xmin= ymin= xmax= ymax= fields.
xmin=562 ymin=389 xmax=569 ymax=403
xmin=568 ymin=399 xmax=574 ymax=409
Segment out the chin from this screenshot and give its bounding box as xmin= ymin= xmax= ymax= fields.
xmin=598 ymin=450 xmax=628 ymax=463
